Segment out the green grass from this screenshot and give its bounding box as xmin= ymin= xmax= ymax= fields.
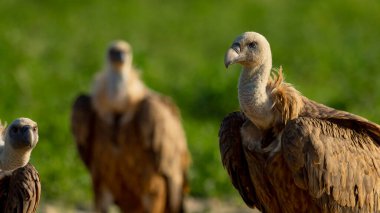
xmin=1 ymin=0 xmax=380 ymax=207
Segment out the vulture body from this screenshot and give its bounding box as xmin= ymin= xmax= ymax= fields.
xmin=0 ymin=118 xmax=41 ymax=213
xmin=71 ymin=41 xmax=190 ymax=213
xmin=220 ymin=32 xmax=380 ymax=212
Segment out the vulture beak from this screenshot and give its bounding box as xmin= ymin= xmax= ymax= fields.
xmin=224 ymin=43 xmax=241 ymax=68
xmin=109 ymin=48 xmax=125 ymax=64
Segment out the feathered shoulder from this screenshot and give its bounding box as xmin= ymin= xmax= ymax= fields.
xmin=268 ymin=68 xmax=380 ymax=144
xmin=267 ymin=67 xmax=304 ymax=125
xmin=141 ymin=91 xmax=182 ymax=119
xmin=0 ymin=163 xmax=41 ymax=213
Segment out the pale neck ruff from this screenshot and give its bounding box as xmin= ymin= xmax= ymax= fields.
xmin=106 ymin=67 xmax=129 ymax=99
xmin=0 ymin=144 xmax=31 ymax=172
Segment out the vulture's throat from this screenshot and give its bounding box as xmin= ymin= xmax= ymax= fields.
xmin=238 ymin=64 xmax=273 ymax=130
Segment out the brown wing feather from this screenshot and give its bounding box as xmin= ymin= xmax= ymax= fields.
xmin=282 ymin=117 xmax=380 ymax=212
xmin=301 ymin=98 xmax=380 ymax=144
xmin=0 ymin=163 xmax=41 ymax=213
xmin=268 ymin=69 xmax=380 ymax=144
xmin=218 ymin=112 xmax=263 ymax=210
xmin=135 ymin=92 xmax=190 ymax=212
xmin=71 ymin=94 xmax=96 ymax=168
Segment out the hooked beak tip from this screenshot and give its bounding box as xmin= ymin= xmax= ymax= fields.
xmin=224 ymin=61 xmax=231 ymax=69
xmin=224 ymin=48 xmax=239 ymax=69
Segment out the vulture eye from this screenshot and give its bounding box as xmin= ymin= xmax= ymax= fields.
xmin=248 ymin=42 xmax=257 ymax=49
xmin=33 ymin=126 xmax=38 ymax=132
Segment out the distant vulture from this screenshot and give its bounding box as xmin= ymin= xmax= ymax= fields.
xmin=219 ymin=32 xmax=380 ymax=212
xmin=0 ymin=118 xmax=40 ymax=213
xmin=71 ymin=41 xmax=190 ymax=213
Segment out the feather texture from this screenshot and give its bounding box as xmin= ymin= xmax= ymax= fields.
xmin=283 ymin=117 xmax=380 ymax=212
xmin=219 ymin=112 xmax=261 ymax=209
xmin=72 ymin=40 xmax=190 ymax=212
xmin=71 ymin=92 xmax=190 ymax=213
xmin=0 ymin=163 xmax=41 ymax=213
xmin=220 ymin=68 xmax=380 ymax=212
xmin=268 ymin=67 xmax=303 ymax=126
xmin=220 ymin=32 xmax=380 ymax=212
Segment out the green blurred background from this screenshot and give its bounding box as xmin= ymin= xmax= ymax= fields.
xmin=1 ymin=0 xmax=380 ymax=210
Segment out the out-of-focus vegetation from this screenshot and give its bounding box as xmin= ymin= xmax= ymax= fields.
xmin=1 ymin=0 xmax=380 ymax=208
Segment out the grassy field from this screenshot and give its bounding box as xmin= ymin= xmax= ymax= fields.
xmin=1 ymin=0 xmax=380 ymax=208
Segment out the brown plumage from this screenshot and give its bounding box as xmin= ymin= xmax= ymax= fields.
xmin=0 ymin=118 xmax=41 ymax=213
xmin=71 ymin=41 xmax=190 ymax=213
xmin=220 ymin=32 xmax=380 ymax=212
xmin=0 ymin=163 xmax=41 ymax=213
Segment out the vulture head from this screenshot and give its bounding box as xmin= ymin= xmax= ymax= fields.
xmin=224 ymin=32 xmax=272 ymax=69
xmin=107 ymin=40 xmax=133 ymax=72
xmin=0 ymin=118 xmax=38 ymax=171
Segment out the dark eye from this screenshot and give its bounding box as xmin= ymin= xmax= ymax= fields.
xmin=33 ymin=126 xmax=38 ymax=132
xmin=248 ymin=42 xmax=257 ymax=49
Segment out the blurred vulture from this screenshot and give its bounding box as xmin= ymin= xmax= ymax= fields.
xmin=71 ymin=41 xmax=190 ymax=213
xmin=219 ymin=32 xmax=380 ymax=212
xmin=0 ymin=118 xmax=40 ymax=213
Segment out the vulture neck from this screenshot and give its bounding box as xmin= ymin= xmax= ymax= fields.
xmin=106 ymin=65 xmax=147 ymax=114
xmin=238 ymin=60 xmax=273 ymax=130
xmin=106 ymin=66 xmax=130 ymax=100
xmin=0 ymin=143 xmax=31 ymax=172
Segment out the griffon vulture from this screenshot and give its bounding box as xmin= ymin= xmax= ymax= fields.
xmin=219 ymin=32 xmax=380 ymax=212
xmin=71 ymin=40 xmax=190 ymax=213
xmin=0 ymin=118 xmax=40 ymax=213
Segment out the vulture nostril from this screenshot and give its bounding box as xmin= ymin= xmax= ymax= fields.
xmin=232 ymin=43 xmax=241 ymax=53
